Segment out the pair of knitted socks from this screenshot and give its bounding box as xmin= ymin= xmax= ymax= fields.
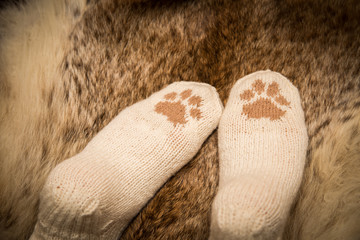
xmin=30 ymin=70 xmax=308 ymax=240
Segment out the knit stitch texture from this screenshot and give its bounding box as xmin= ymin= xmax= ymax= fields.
xmin=30 ymin=81 xmax=223 ymax=240
xmin=210 ymin=70 xmax=308 ymax=240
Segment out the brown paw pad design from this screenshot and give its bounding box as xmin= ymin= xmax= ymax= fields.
xmin=240 ymin=79 xmax=290 ymax=120
xmin=155 ymin=89 xmax=203 ymax=126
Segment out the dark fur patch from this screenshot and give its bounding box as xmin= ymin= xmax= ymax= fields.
xmin=311 ymin=119 xmax=331 ymax=139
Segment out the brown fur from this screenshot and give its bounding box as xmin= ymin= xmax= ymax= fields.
xmin=0 ymin=0 xmax=360 ymax=239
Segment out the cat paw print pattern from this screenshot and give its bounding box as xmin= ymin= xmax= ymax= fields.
xmin=29 ymin=82 xmax=223 ymax=240
xmin=155 ymin=89 xmax=203 ymax=126
xmin=239 ymin=79 xmax=291 ymax=120
xmin=210 ymin=71 xmax=308 ymax=240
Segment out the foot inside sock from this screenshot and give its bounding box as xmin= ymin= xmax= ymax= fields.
xmin=210 ymin=70 xmax=308 ymax=240
xmin=30 ymin=82 xmax=223 ymax=240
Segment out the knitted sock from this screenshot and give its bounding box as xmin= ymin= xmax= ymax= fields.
xmin=30 ymin=82 xmax=223 ymax=240
xmin=210 ymin=70 xmax=308 ymax=240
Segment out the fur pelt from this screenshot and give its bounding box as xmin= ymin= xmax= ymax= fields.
xmin=0 ymin=0 xmax=359 ymax=239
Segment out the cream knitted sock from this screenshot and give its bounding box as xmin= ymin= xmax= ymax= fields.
xmin=210 ymin=70 xmax=308 ymax=240
xmin=30 ymin=82 xmax=223 ymax=240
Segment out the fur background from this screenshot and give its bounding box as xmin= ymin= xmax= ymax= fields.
xmin=0 ymin=0 xmax=359 ymax=239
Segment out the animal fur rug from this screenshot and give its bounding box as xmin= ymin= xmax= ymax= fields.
xmin=0 ymin=0 xmax=359 ymax=239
